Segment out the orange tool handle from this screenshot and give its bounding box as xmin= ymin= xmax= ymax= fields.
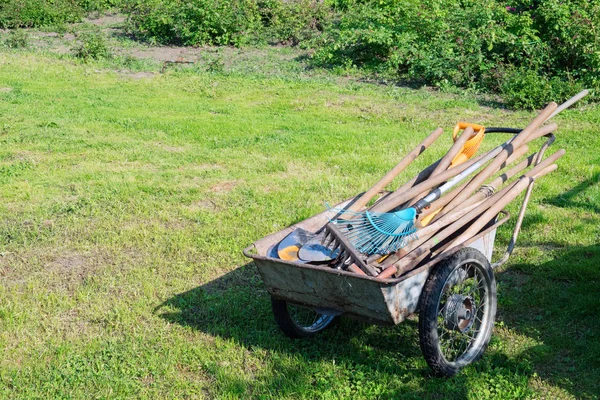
xmin=452 ymin=122 xmax=485 ymax=142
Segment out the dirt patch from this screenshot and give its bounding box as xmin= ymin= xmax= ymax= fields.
xmin=120 ymin=71 xmax=156 ymax=79
xmin=127 ymin=47 xmax=199 ymax=63
xmin=187 ymin=199 xmax=220 ymax=212
xmin=49 ymin=254 xmax=86 ymax=270
xmin=209 ymin=180 xmax=238 ymax=193
xmin=45 ymin=250 xmax=114 ymax=292
xmin=84 ymin=14 xmax=126 ymax=27
xmin=0 ymin=87 xmax=13 ymax=92
xmin=56 ymin=308 xmax=98 ymax=340
xmin=0 ymin=252 xmax=17 ymax=278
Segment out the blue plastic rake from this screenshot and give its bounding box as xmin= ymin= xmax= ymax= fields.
xmin=326 ymin=140 xmax=501 ymax=256
xmin=328 ymin=208 xmax=419 ymax=255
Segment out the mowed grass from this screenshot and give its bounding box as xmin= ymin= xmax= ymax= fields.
xmin=0 ymin=51 xmax=599 ymax=399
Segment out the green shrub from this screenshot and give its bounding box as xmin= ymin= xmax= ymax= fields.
xmin=124 ymin=0 xmax=264 ymax=46
xmin=123 ymin=0 xmax=331 ymax=46
xmin=311 ymin=0 xmax=599 ymax=108
xmin=4 ymin=29 xmax=30 ymax=48
xmin=258 ymin=0 xmax=332 ymax=45
xmin=500 ymin=67 xmax=585 ymax=109
xmin=77 ymin=0 xmax=122 ymax=11
xmin=72 ymin=31 xmax=111 ymax=60
xmin=0 ymin=0 xmax=84 ymax=28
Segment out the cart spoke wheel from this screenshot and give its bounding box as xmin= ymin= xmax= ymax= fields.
xmin=288 ymin=304 xmax=334 ymax=333
xmin=419 ymin=248 xmax=497 ymax=376
xmin=271 ymin=298 xmax=338 ymax=339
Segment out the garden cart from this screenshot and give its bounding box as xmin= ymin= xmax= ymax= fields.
xmin=244 ymin=92 xmax=586 ymax=376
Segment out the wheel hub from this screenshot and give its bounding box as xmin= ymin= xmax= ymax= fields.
xmin=444 ymin=294 xmax=476 ymax=333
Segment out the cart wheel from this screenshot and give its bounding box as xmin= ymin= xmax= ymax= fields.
xmin=271 ymin=298 xmax=338 ymax=339
xmin=418 ymin=248 xmax=497 ymax=376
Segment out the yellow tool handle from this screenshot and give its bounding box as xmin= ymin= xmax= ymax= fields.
xmin=450 ymin=122 xmax=486 ymax=167
xmin=421 ymin=122 xmax=486 ymax=226
xmin=452 ymin=122 xmax=485 ymax=141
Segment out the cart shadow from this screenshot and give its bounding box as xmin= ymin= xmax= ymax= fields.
xmin=157 ymin=262 xmax=480 ymax=397
xmin=157 ymin=259 xmax=589 ymax=398
xmin=544 ymin=171 xmax=600 ymax=214
xmin=495 ymin=244 xmax=600 ymax=398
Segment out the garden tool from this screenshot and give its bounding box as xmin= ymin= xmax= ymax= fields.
xmin=419 ymin=122 xmax=485 ymax=225
xmin=328 ymin=103 xmax=558 ymax=256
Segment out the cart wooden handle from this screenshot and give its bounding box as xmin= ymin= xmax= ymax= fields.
xmin=421 ymin=143 xmax=530 ymax=223
xmin=452 ymin=147 xmax=557 ymax=214
xmin=441 ymin=102 xmax=557 ymax=214
xmin=446 ymin=163 xmax=559 ymax=250
xmin=418 ymin=148 xmax=564 ymax=250
xmin=375 ymin=148 xmax=490 ymax=210
xmin=378 ymin=149 xmax=564 ymax=277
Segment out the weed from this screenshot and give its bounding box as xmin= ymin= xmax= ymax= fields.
xmin=4 ymin=30 xmax=30 ymax=49
xmin=72 ymin=31 xmax=111 ymax=60
xmin=206 ymin=57 xmax=225 ymax=74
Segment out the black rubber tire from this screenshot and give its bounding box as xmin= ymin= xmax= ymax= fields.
xmin=271 ymin=297 xmax=338 ymax=339
xmin=418 ymin=248 xmax=497 ymax=377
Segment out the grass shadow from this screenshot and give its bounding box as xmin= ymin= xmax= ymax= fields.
xmin=156 ymin=262 xmax=475 ymax=398
xmin=545 ymin=172 xmax=600 ymax=213
xmin=495 ymin=244 xmax=600 ymax=398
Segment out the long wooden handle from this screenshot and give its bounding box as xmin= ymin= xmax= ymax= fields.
xmin=421 ymin=143 xmax=530 ymax=221
xmin=547 ymin=89 xmax=588 ymax=120
xmin=378 ymin=90 xmax=587 ymax=216
xmin=375 ymin=148 xmax=490 ymax=210
xmin=446 ymin=164 xmax=559 ymax=249
xmin=441 ymin=106 xmax=557 ymax=215
xmin=346 ymin=128 xmax=444 ymax=212
xmin=440 ymin=89 xmax=587 ymax=216
xmin=447 ymin=147 xmax=564 ymax=221
xmin=372 ymin=123 xmax=556 ymax=213
xmin=408 ymin=127 xmax=475 ymax=206
xmin=381 ymin=149 xmax=565 ymax=273
xmin=370 ymin=148 xmax=491 ymax=212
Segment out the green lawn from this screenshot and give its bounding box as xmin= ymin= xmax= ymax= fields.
xmin=0 ymin=51 xmax=599 ymax=399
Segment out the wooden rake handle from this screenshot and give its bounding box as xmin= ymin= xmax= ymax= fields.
xmin=377 ymin=149 xmax=565 ymax=277
xmin=446 ymin=163 xmax=559 ymax=250
xmin=346 ymin=128 xmax=444 ymax=213
xmin=408 ymin=127 xmax=476 ymax=206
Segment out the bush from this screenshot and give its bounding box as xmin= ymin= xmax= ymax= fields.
xmin=124 ymin=0 xmax=264 ymax=46
xmin=123 ymin=0 xmax=331 ymax=46
xmin=77 ymin=0 xmax=122 ymax=11
xmin=72 ymin=31 xmax=111 ymax=60
xmin=4 ymin=29 xmax=30 ymax=48
xmin=258 ymin=0 xmax=332 ymax=45
xmin=0 ymin=0 xmax=85 ymax=28
xmin=311 ymin=0 xmax=599 ymax=108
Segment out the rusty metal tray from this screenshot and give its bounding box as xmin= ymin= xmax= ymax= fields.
xmin=243 ymin=195 xmax=509 ymax=325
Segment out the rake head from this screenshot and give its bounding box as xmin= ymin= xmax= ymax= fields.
xmin=329 ymin=208 xmax=419 ymax=256
xmin=321 ymin=222 xmax=377 ymax=275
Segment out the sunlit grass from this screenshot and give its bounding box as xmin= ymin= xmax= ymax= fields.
xmin=0 ymin=50 xmax=598 ymax=399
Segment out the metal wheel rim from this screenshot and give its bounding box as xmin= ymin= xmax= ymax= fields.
xmin=287 ymin=304 xmax=335 ymax=333
xmin=435 ymin=258 xmax=493 ymax=366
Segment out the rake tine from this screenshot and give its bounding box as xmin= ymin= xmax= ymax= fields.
xmin=324 ymin=222 xmax=378 ymax=276
xmin=322 ymin=233 xmax=334 ymax=248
